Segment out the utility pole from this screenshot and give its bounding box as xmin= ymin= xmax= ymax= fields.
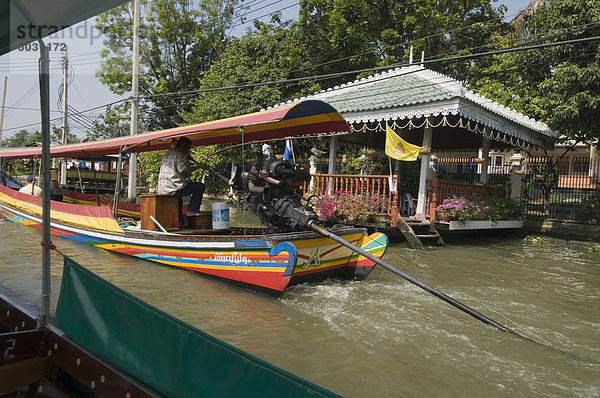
xmin=60 ymin=46 xmax=68 ymax=185
xmin=128 ymin=0 xmax=140 ymax=202
xmin=0 ymin=76 xmax=7 ymax=144
xmin=39 ymin=41 xmax=51 ymax=326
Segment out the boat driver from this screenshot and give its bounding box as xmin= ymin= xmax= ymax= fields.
xmin=158 ymin=137 xmax=209 ymax=228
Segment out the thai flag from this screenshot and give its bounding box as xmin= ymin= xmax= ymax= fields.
xmin=284 ymin=138 xmax=294 ymax=161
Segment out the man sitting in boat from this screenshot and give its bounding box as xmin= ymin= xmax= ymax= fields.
xmin=18 ymin=175 xmax=42 ymax=197
xmin=157 ymin=137 xmax=209 ymax=228
xmin=50 ymin=180 xmax=63 ymax=202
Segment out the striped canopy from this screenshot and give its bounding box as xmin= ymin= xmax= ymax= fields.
xmin=0 ymin=100 xmax=349 ymax=159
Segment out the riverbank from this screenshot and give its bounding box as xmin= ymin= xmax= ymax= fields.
xmin=524 ymin=217 xmax=600 ymax=242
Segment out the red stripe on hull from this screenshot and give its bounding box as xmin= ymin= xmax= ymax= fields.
xmin=177 ymin=265 xmax=290 ymax=293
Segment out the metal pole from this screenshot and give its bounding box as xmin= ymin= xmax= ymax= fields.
xmin=39 ymin=42 xmax=51 ymax=326
xmin=127 ymin=0 xmax=140 ymax=202
xmin=327 ymin=135 xmax=337 ymax=194
xmin=60 ymin=46 xmax=68 ymax=185
xmin=416 ymin=124 xmax=432 ymax=214
xmin=0 ymin=76 xmax=7 ymax=143
xmin=113 ymin=151 xmax=124 ymax=218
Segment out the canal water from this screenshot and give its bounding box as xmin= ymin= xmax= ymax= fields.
xmin=0 ymin=209 xmax=599 ymax=397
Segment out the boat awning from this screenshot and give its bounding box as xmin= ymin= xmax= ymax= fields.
xmin=2 ymin=0 xmax=129 ymax=56
xmin=0 ymin=100 xmax=349 ymax=159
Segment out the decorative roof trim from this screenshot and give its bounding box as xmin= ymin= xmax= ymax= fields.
xmin=270 ymin=65 xmax=557 ymax=147
xmin=342 ymin=98 xmax=554 ymax=149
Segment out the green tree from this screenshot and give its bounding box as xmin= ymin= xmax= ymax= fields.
xmin=297 ymin=0 xmax=508 ymax=84
xmin=1 ymin=129 xmax=37 ymax=148
xmin=183 ymin=17 xmax=310 ymax=123
xmin=1 ymin=127 xmax=75 ymax=148
xmin=86 ymin=103 xmax=132 ymax=141
xmin=96 ymin=0 xmax=240 ymax=130
xmin=469 ymin=0 xmax=600 ymax=146
xmin=181 ymin=17 xmax=317 ymax=172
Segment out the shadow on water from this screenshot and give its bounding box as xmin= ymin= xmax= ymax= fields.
xmin=1 ymin=218 xmax=599 ymax=397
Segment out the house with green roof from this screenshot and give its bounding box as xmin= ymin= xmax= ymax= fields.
xmin=276 ymin=64 xmax=558 ymax=217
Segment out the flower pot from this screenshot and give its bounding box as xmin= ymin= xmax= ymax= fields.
xmin=436 ymin=210 xmax=451 ymax=222
xmin=373 ymin=214 xmax=389 ymax=224
xmin=358 ymin=215 xmax=373 ymax=224
xmin=365 ymin=150 xmax=377 ymax=159
xmin=474 ymin=212 xmax=487 ymax=220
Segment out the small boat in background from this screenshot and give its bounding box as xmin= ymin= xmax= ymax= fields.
xmin=61 ymin=187 xmax=141 ymax=217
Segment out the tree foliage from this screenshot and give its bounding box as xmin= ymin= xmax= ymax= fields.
xmin=183 ymin=17 xmax=311 ymax=124
xmin=96 ymin=0 xmax=240 ymax=130
xmin=1 ymin=127 xmax=76 ymax=148
xmin=297 ymin=0 xmax=508 ymax=84
xmin=86 ymin=103 xmax=131 ymax=141
xmin=469 ymin=0 xmax=600 ymax=145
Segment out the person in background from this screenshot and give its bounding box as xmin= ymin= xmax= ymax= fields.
xmin=50 ymin=180 xmax=63 ymax=202
xmin=246 ymin=144 xmax=275 ymax=194
xmin=19 ymin=175 xmax=42 ymax=197
xmin=157 ymin=137 xmax=209 ymax=228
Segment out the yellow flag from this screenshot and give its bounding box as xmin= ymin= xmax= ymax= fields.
xmin=385 ymin=124 xmax=423 ymax=161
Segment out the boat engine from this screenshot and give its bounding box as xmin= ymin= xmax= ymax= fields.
xmin=228 ymin=159 xmax=319 ymax=231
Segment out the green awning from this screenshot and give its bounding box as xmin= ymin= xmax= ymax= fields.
xmin=56 ymin=257 xmax=340 ymax=398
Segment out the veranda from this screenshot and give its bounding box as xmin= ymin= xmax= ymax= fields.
xmin=304 ymin=152 xmax=600 ymax=226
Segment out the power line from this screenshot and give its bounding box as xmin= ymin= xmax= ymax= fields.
xmin=141 ymin=35 xmax=600 ymax=100
xmin=4 ymin=30 xmax=597 ymax=136
xmin=229 ymin=1 xmax=299 ymax=31
xmin=2 ymin=98 xmax=128 ymax=134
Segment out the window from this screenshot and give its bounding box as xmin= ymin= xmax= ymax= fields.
xmin=572 ymin=160 xmax=589 ymax=175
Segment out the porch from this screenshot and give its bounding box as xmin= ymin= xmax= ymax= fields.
xmin=305 ymin=172 xmax=511 ymax=226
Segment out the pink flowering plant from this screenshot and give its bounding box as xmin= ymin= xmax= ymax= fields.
xmin=436 ymin=196 xmax=489 ymax=223
xmin=317 ymin=191 xmax=388 ymax=222
xmin=436 ymin=195 xmax=522 ymax=223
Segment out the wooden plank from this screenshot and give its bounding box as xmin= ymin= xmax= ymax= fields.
xmin=447 ymin=220 xmax=524 ymax=230
xmin=397 ymin=217 xmax=425 ymax=250
xmin=0 ymin=330 xmax=44 ymax=365
xmin=0 ymin=357 xmax=51 ymax=392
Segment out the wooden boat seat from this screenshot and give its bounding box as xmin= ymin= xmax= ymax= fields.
xmin=140 ymin=194 xmax=179 ymax=231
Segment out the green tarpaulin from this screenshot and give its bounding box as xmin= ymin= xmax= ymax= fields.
xmin=55 ymin=256 xmax=339 ymax=398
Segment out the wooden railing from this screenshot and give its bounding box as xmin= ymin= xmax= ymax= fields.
xmin=305 ymin=174 xmax=395 ymax=216
xmin=304 ymin=173 xmax=510 ymax=223
xmin=426 ymin=173 xmax=507 ymax=221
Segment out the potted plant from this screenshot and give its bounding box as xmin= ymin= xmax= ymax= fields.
xmin=435 ymin=196 xmax=489 ymax=223
xmin=317 ymin=191 xmax=387 ymax=224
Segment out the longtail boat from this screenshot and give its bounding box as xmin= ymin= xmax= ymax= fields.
xmin=0 ymin=100 xmax=388 ymax=297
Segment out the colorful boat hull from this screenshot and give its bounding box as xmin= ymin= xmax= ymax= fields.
xmin=61 ymin=188 xmax=142 ymax=218
xmin=0 ymin=185 xmax=388 ymax=296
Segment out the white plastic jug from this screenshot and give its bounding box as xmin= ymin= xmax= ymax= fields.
xmin=212 ymin=202 xmax=230 ymax=230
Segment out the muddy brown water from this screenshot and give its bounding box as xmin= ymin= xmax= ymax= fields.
xmin=1 ymin=209 xmax=599 ymax=397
